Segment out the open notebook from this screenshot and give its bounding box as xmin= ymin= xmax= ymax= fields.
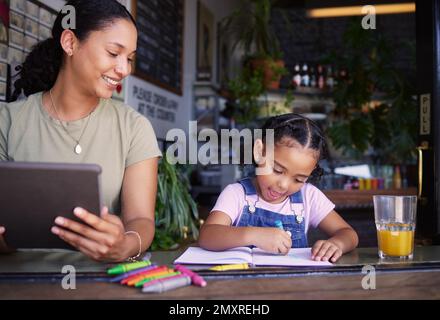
xmin=174 ymin=247 xmax=333 ymax=267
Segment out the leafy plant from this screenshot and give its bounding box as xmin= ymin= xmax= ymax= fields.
xmin=220 ymin=0 xmax=293 ymax=123
xmin=150 ymin=157 xmax=200 ymax=251
xmin=226 ymin=65 xmax=293 ymax=126
xmin=221 ymin=0 xmax=282 ymax=58
xmin=227 ymin=67 xmax=265 ymax=125
xmin=326 ymin=18 xmax=417 ymax=164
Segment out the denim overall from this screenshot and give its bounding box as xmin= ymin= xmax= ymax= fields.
xmin=235 ymin=177 xmax=308 ymax=248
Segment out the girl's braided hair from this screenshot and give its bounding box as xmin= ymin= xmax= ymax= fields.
xmin=260 ymin=113 xmax=328 ymax=182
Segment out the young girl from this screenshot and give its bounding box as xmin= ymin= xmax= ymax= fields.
xmin=198 ymin=113 xmax=358 ymax=262
xmin=0 ymin=0 xmax=161 ymax=262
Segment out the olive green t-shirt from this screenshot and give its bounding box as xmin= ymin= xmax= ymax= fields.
xmin=0 ymin=92 xmax=162 ymax=214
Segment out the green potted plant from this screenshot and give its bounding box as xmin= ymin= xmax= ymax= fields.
xmin=221 ymin=0 xmax=287 ymax=89
xmin=150 ymin=157 xmax=200 ymax=251
xmin=325 ymin=18 xmax=417 ymax=165
xmin=226 ymin=66 xmax=293 ymax=127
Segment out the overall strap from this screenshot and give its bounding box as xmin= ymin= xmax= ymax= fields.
xmin=237 ymin=177 xmax=257 ymax=195
xmin=289 ymin=190 xmax=303 ymax=203
xmin=289 ymin=190 xmax=305 ymax=224
xmin=237 ymin=177 xmax=259 ymax=214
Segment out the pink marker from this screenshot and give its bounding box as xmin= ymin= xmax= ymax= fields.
xmin=174 ymin=264 xmax=207 ymax=287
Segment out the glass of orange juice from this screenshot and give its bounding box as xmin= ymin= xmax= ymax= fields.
xmin=373 ymin=195 xmax=417 ymax=260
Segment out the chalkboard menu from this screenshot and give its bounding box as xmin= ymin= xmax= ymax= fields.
xmin=132 ymin=0 xmax=184 ymax=96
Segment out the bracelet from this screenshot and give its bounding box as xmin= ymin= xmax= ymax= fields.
xmin=124 ymin=230 xmax=142 ymax=262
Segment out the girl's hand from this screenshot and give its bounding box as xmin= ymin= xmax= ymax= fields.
xmin=252 ymin=227 xmax=292 ymax=255
xmin=311 ymin=240 xmax=343 ymax=262
xmin=51 ymin=207 xmax=129 ymax=262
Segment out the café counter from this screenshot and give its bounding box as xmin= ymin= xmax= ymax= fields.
xmin=323 ymin=187 xmax=418 ymax=210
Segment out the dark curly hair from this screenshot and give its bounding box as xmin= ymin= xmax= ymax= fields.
xmin=11 ymin=0 xmax=136 ymax=101
xmin=260 ymin=113 xmax=328 ymax=182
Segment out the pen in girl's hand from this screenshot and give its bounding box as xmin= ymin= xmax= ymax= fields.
xmin=274 ymin=220 xmax=284 ymax=230
xmin=275 ymin=220 xmax=291 ymax=237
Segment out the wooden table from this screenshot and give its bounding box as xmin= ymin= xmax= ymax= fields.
xmin=1 ymin=246 xmax=440 ymax=300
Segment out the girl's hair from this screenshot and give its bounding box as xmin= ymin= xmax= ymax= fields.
xmin=11 ymin=0 xmax=136 ymax=101
xmin=261 ymin=113 xmax=328 ymax=181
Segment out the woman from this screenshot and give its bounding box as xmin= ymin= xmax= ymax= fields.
xmin=0 ymin=0 xmax=161 ymax=262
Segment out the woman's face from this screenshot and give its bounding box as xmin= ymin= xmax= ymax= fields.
xmin=72 ymin=18 xmax=137 ymax=99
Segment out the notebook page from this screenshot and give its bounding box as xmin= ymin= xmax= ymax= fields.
xmin=251 ymin=248 xmax=333 ymax=267
xmin=174 ymin=246 xmax=253 ymax=265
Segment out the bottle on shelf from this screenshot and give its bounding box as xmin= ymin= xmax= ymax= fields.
xmin=310 ymin=66 xmax=317 ymax=88
xmin=326 ymin=66 xmax=334 ymax=89
xmin=377 ymin=177 xmax=384 ymax=190
xmin=401 ymin=165 xmax=408 ymax=188
xmin=317 ymin=64 xmax=325 ymax=90
xmin=351 ymin=178 xmax=359 ymax=190
xmin=301 ymin=63 xmax=310 ymax=87
xmin=358 ymin=178 xmax=365 ymax=190
xmin=292 ymin=63 xmax=301 ymax=88
xmin=393 ymin=165 xmax=402 ymax=189
xmin=343 ymin=180 xmax=353 ymax=190
xmin=383 ymin=165 xmax=394 ymax=189
xmin=333 ymin=67 xmax=339 ymax=87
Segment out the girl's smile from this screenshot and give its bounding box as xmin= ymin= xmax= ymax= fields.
xmin=266 ymin=187 xmax=286 ymax=202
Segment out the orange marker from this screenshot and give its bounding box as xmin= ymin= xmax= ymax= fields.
xmin=127 ymin=269 xmax=175 ymax=287
xmin=123 ymin=267 xmax=169 ymax=286
xmin=121 ymin=265 xmax=168 ymax=285
xmin=127 ymin=269 xmax=174 ymax=286
xmin=121 ymin=265 xmax=167 ymax=285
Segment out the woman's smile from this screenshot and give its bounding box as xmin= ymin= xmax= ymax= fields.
xmin=102 ymin=75 xmax=121 ymax=89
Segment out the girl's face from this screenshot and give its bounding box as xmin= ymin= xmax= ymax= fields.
xmin=255 ymin=142 xmax=318 ymax=204
xmin=71 ymin=19 xmax=137 ymax=99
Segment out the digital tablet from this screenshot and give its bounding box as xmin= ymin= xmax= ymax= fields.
xmin=0 ymin=162 xmax=102 ymax=249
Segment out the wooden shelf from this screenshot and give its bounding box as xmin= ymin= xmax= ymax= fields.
xmin=324 ymin=188 xmax=418 ymax=209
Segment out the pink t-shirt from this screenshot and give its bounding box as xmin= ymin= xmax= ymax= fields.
xmin=211 ymin=182 xmax=335 ymax=233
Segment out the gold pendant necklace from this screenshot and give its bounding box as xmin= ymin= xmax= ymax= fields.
xmin=49 ymin=89 xmax=93 ymax=155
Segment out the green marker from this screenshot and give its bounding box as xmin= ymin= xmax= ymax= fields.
xmin=107 ymin=260 xmax=151 ymax=275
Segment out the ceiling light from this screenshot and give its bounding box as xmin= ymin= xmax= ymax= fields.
xmin=307 ymin=3 xmax=415 ymax=18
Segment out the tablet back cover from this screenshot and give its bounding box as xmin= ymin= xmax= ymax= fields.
xmin=0 ymin=162 xmax=102 ymax=249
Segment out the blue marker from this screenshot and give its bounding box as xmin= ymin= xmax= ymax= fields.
xmin=274 ymin=220 xmax=284 ymax=230
xmin=275 ymin=220 xmax=292 ymax=237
